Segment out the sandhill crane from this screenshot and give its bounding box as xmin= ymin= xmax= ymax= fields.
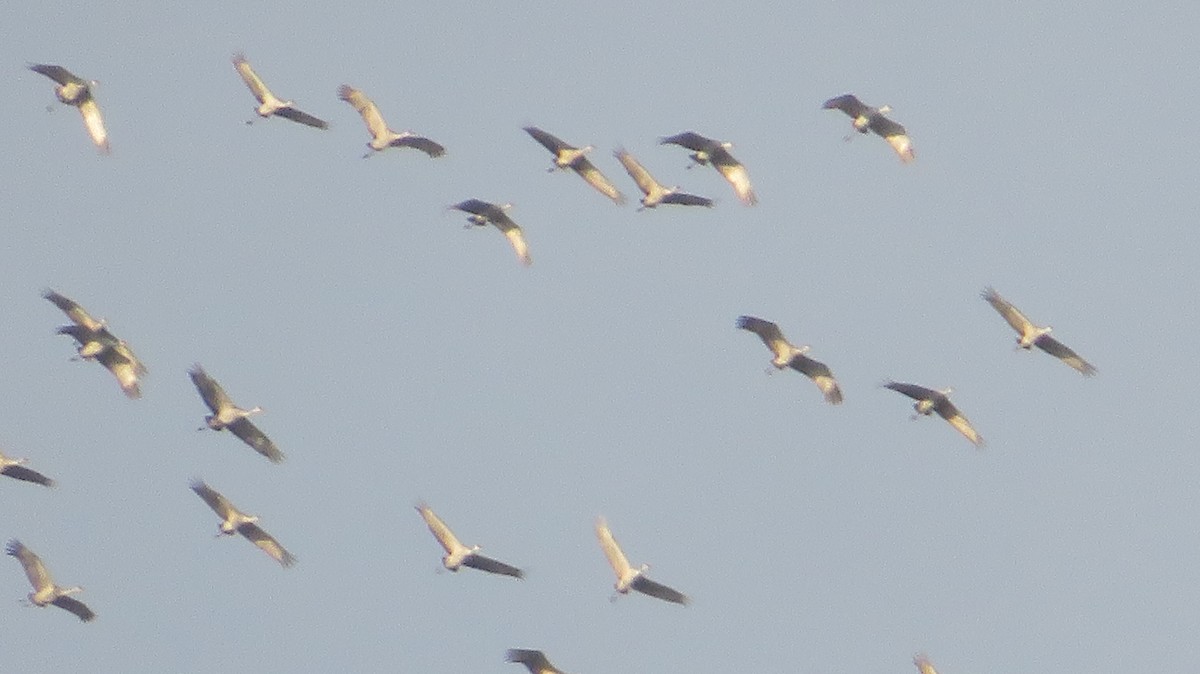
xmin=914 ymin=653 xmax=940 ymax=674
xmin=188 ymin=365 xmax=283 ymax=463
xmin=884 ymin=381 xmax=983 ymax=447
xmin=523 ymin=126 xmax=625 ymax=204
xmin=190 ymin=480 xmax=296 ymax=567
xmin=5 ymin=540 xmax=94 ymax=622
xmin=822 ymin=94 xmax=914 ymax=163
xmin=450 ymin=199 xmax=532 ymax=266
xmin=45 ymin=289 xmax=147 ymax=398
xmin=660 ymin=131 xmax=757 ymax=205
xmin=595 ymin=517 xmax=688 ymax=605
xmin=0 ymin=450 xmax=54 ymax=487
xmin=506 ymin=649 xmax=569 ymax=674
xmin=415 ymin=503 xmax=524 ymax=578
xmin=232 ymin=53 xmax=328 ymax=129
xmin=982 ymin=287 xmax=1096 ymax=376
xmin=736 ymin=316 xmax=843 ymax=404
xmin=338 ymin=84 xmax=444 ymax=158
xmin=29 ymin=63 xmax=109 ymax=153
xmin=613 ymin=148 xmax=713 ymax=211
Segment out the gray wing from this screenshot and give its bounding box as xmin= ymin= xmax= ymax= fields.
xmin=883 ymin=381 xmax=940 ymax=402
xmin=463 ymin=553 xmax=525 ymax=579
xmin=790 ymin=355 xmax=843 ymax=405
xmin=390 ymin=133 xmax=445 ymax=157
xmin=709 ymin=147 xmax=757 ymax=205
xmin=661 ymin=192 xmax=713 ymax=207
xmin=190 ymin=479 xmax=235 ymax=520
xmin=631 ymin=575 xmax=689 ymax=605
xmin=1034 ymin=334 xmax=1097 ymax=376
xmin=659 ymin=131 xmax=714 ymax=151
xmin=228 ymin=417 xmax=284 ymax=463
xmin=506 ymin=649 xmax=564 ymax=674
xmin=189 ymin=365 xmax=232 ymax=414
xmin=572 ymin=158 xmax=625 ymax=204
xmin=275 ymin=106 xmax=329 ymax=129
xmin=523 ymin=126 xmax=572 ymax=154
xmin=97 ymin=347 xmax=144 ymax=399
xmin=52 ymin=595 xmax=95 ymax=622
xmin=452 ymin=199 xmax=494 ymax=217
xmin=822 ymin=93 xmax=869 ymax=118
xmin=736 ymin=315 xmax=785 ymax=350
xmin=29 ymin=63 xmax=82 ymax=86
xmin=2 ymin=465 xmax=55 ymax=487
xmin=982 ymin=287 xmax=1035 ymax=336
xmin=934 ymin=398 xmax=984 ymax=447
xmin=238 ymin=523 xmax=297 ymax=567
xmin=871 ymin=116 xmax=914 ymax=162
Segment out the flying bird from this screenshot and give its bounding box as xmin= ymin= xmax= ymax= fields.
xmin=913 ymin=653 xmax=940 ymax=674
xmin=660 ymin=131 xmax=757 ymax=205
xmin=595 ymin=517 xmax=688 ymax=605
xmin=736 ymin=316 xmax=842 ymax=404
xmin=190 ymin=480 xmax=296 ymax=567
xmin=416 ymin=503 xmax=524 ymax=578
xmin=5 ymin=539 xmax=94 ymax=622
xmin=884 ymin=381 xmax=983 ymax=447
xmin=822 ymin=94 xmax=914 ymax=163
xmin=523 ymin=126 xmax=624 ymax=204
xmin=982 ymin=287 xmax=1096 ymax=376
xmin=0 ymin=450 xmax=54 ymax=487
xmin=450 ymin=199 xmax=532 ymax=266
xmin=232 ymin=53 xmax=328 ymax=129
xmin=28 ymin=63 xmax=109 ymax=153
xmin=506 ymin=650 xmax=569 ymax=674
xmin=338 ymin=84 xmax=444 ymax=158
xmin=45 ymin=289 xmax=147 ymax=398
xmin=189 ymin=365 xmax=283 ymax=463
xmin=613 ymin=148 xmax=713 ymax=210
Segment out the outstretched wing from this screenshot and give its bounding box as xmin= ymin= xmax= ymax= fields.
xmin=52 ymin=595 xmax=95 ymax=622
xmin=390 ymin=132 xmax=445 ymax=157
xmin=29 ymin=63 xmax=83 ymax=86
xmin=228 ymin=417 xmax=284 ymax=463
xmin=883 ymin=381 xmax=940 ymax=402
xmin=934 ymin=398 xmax=984 ymax=447
xmin=822 ymin=93 xmax=869 ymax=118
xmin=415 ymin=503 xmax=463 ymax=555
xmin=1035 ymin=334 xmax=1097 ymax=376
xmin=190 ymin=479 xmax=235 ymax=520
xmin=452 ymin=199 xmax=492 ymax=217
xmin=2 ymin=465 xmax=55 ymax=487
xmin=981 ymin=287 xmax=1035 ymax=336
xmin=5 ymin=539 xmax=52 ymax=591
xmin=572 ymin=158 xmax=625 ymax=204
xmin=189 ymin=365 xmax=232 ymax=414
xmin=488 ymin=215 xmax=531 ymax=266
xmin=614 ymin=149 xmax=660 ymax=197
xmin=661 ymin=192 xmax=713 ymax=207
xmin=97 ymin=348 xmax=144 ymax=399
xmin=275 ymin=106 xmax=329 ymax=129
xmin=631 ymin=575 xmax=689 ymax=605
xmin=43 ymin=290 xmax=104 ymax=331
xmin=238 ymin=523 xmax=297 ymax=567
xmin=338 ymin=85 xmax=391 ymax=140
xmin=659 ymin=131 xmax=715 ymax=152
xmin=594 ymin=517 xmax=632 ymax=580
xmin=231 ymin=53 xmax=273 ymax=104
xmin=735 ymin=315 xmax=790 ymax=358
xmin=790 ymin=354 xmax=843 ymax=405
xmin=77 ymin=98 xmax=110 ymax=153
xmin=870 ymin=116 xmax=913 ymax=162
xmin=463 ymin=553 xmax=525 ymax=579
xmin=710 ymin=147 xmax=757 ymax=205
xmin=506 ymin=649 xmax=564 ymax=674
xmin=523 ymin=126 xmax=572 ymax=155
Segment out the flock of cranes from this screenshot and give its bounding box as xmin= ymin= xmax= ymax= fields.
xmin=14 ymin=50 xmax=1100 ymax=673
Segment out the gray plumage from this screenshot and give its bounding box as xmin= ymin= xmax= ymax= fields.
xmin=884 ymin=381 xmax=983 ymax=447
xmin=982 ymin=287 xmax=1096 ymax=376
xmin=736 ymin=315 xmax=842 ymax=404
xmin=232 ymin=54 xmax=328 ymax=129
xmin=613 ymin=148 xmax=713 ymax=210
xmin=523 ymin=126 xmax=625 ymax=204
xmin=450 ymin=199 xmax=532 ymax=266
xmin=660 ymin=131 xmax=757 ymax=205
xmin=29 ymin=63 xmax=109 ymax=153
xmin=189 ymin=365 xmax=283 ymax=463
xmin=822 ymin=94 xmax=913 ymax=162
xmin=6 ymin=539 xmax=94 ymax=622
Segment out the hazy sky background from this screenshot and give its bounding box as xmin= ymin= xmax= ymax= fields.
xmin=2 ymin=2 xmax=1199 ymax=672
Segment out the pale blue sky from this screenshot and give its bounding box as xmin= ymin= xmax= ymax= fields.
xmin=2 ymin=1 xmax=1199 ymax=672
